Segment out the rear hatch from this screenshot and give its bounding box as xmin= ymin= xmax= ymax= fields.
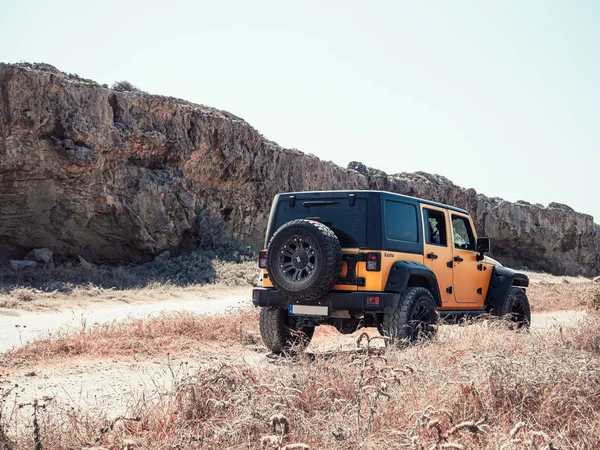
xmin=263 ymin=191 xmax=382 ymax=292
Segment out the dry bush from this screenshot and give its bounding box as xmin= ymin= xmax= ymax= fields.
xmin=0 ymin=248 xmax=257 ymax=298
xmin=0 ymin=297 xmax=19 ymax=308
xmin=195 ymin=208 xmax=236 ymax=249
xmin=10 ymin=287 xmax=36 ymax=302
xmin=527 ymin=281 xmax=598 ymax=312
xmin=0 ymin=287 xmax=63 ymax=309
xmin=9 ymin=310 xmax=260 ymax=362
xmin=214 ymin=259 xmax=259 ymax=286
xmin=0 ymin=207 xmax=257 ymax=297
xmin=8 ymin=314 xmax=600 ymax=449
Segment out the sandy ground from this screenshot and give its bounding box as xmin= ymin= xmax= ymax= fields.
xmin=0 ymin=283 xmax=254 ymax=312
xmin=0 ymin=286 xmax=586 ymax=423
xmin=0 ymin=287 xmax=257 ymax=429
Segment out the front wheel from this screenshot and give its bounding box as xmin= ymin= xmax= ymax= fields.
xmin=259 ymin=307 xmax=314 ymax=354
xmin=381 ymin=287 xmax=439 ymax=346
xmin=488 ymin=287 xmax=531 ymax=328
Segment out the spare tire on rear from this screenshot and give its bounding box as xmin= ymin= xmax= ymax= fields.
xmin=267 ymin=219 xmax=342 ymax=302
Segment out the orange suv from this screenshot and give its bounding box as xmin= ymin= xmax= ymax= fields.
xmin=252 ymin=190 xmax=530 ymax=353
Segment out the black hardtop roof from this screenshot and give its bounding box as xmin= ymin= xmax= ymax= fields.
xmin=277 ymin=190 xmax=470 ymax=215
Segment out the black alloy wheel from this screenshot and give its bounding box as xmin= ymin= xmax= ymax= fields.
xmin=278 ymin=236 xmax=317 ymax=283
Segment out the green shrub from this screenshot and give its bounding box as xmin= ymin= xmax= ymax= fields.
xmin=111 ymin=80 xmax=140 ymax=92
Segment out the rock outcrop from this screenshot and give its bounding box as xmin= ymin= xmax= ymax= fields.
xmin=1 ymin=63 xmax=598 ymax=276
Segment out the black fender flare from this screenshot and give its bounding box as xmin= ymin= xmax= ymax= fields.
xmin=384 ymin=261 xmax=443 ymax=307
xmin=485 ymin=266 xmax=529 ymax=310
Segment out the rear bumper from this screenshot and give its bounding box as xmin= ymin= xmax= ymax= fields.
xmin=251 ymin=288 xmax=400 ymax=314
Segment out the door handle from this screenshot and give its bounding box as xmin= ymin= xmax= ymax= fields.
xmin=427 ymin=252 xmax=438 ymax=260
xmin=454 ymin=256 xmax=463 ymax=262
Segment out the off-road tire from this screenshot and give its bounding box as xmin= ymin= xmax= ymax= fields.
xmin=381 ymin=287 xmax=439 ymax=346
xmin=259 ymin=307 xmax=315 ymax=354
xmin=488 ymin=287 xmax=531 ymax=328
xmin=267 ymin=219 xmax=342 ymax=302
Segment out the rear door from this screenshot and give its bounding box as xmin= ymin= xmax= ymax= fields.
xmin=450 ymin=214 xmax=484 ymax=305
xmin=421 ymin=206 xmax=454 ymax=305
xmin=270 ymin=193 xmax=370 ymax=292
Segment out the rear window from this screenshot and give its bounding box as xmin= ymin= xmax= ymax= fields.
xmin=385 ymin=201 xmax=418 ymax=242
xmin=274 ymin=198 xmax=367 ymax=247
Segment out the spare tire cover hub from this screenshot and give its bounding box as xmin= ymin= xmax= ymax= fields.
xmin=281 ymin=238 xmax=315 ymax=280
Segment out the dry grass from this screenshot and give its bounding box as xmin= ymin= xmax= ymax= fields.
xmin=3 ymin=311 xmax=600 ymax=449
xmin=0 ymin=286 xmax=64 ymax=310
xmin=565 ymin=311 xmax=600 ymax=353
xmin=2 ymin=266 xmax=599 ymax=448
xmin=522 ymin=270 xmax=592 ymax=285
xmin=8 ymin=310 xmax=261 ymax=362
xmin=18 ymin=278 xmax=597 ymax=363
xmin=528 ymin=281 xmax=600 ymax=312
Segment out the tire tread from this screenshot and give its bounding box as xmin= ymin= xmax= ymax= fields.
xmin=267 ymin=219 xmax=342 ymax=302
xmin=488 ymin=286 xmax=531 ymax=327
xmin=259 ymin=307 xmax=314 ymax=354
xmin=382 ymin=287 xmax=438 ymax=344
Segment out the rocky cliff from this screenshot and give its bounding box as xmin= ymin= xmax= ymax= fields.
xmin=1 ymin=63 xmax=598 ymax=276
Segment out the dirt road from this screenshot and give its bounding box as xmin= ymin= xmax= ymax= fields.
xmin=0 ymin=289 xmax=585 ymax=354
xmin=0 ymin=287 xmax=251 ymax=353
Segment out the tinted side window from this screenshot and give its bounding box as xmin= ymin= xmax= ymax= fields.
xmin=452 ymin=215 xmax=475 ymax=250
xmin=424 ymin=209 xmax=447 ymax=246
xmin=385 ymin=201 xmax=418 ymax=242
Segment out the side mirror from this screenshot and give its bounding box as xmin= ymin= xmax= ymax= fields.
xmin=477 ymin=237 xmax=491 ymax=253
xmin=476 ymin=237 xmax=491 ymax=261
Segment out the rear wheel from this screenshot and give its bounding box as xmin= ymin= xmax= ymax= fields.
xmin=259 ymin=307 xmax=314 ymax=354
xmin=381 ymin=287 xmax=439 ymax=346
xmin=266 ymin=219 xmax=342 ymax=302
xmin=488 ymin=287 xmax=531 ymax=328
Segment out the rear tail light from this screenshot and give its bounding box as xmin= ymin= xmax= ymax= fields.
xmin=366 ymin=252 xmax=381 ymax=271
xmin=305 ymin=217 xmax=321 ymax=222
xmin=258 ymin=250 xmax=267 ymax=268
xmin=366 ymin=295 xmax=380 ymax=305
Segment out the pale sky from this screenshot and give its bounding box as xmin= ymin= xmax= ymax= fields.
xmin=2 ymin=0 xmax=598 ymax=221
